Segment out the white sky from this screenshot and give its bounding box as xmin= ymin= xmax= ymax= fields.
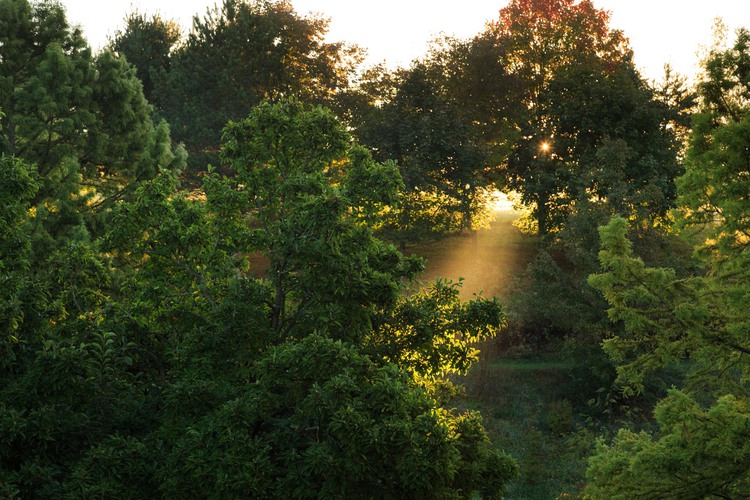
xmin=61 ymin=0 xmax=749 ymax=81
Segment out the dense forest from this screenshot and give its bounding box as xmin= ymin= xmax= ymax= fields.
xmin=1 ymin=0 xmax=749 ymax=497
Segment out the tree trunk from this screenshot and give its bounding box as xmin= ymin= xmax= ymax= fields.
xmin=536 ymin=193 xmax=549 ymax=236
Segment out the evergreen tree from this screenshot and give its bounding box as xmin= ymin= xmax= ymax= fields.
xmin=586 ymin=28 xmax=750 ymax=498
xmin=0 ymin=0 xmax=185 ymax=240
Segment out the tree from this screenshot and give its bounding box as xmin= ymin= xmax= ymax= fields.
xmin=162 ymin=334 xmax=517 ymax=499
xmin=155 ymin=0 xmax=361 ymax=170
xmin=585 ymin=28 xmax=750 ymax=497
xmin=678 ymin=27 xmax=750 ymax=256
xmin=109 ymin=11 xmax=181 ymax=105
xmin=100 ymin=100 xmax=515 ymax=496
xmin=486 ymin=0 xmax=631 ymax=103
xmin=219 ymin=98 xmax=418 ymax=342
xmin=352 ymin=44 xmax=522 ymax=248
xmin=0 ymin=106 xmax=518 ymax=497
xmin=586 ymin=217 xmax=750 ymax=498
xmin=541 ymin=61 xmax=681 ymax=230
xmin=355 ymin=64 xmax=481 ymax=246
xmin=484 ymin=0 xmax=679 ymax=235
xmin=0 ymin=0 xmax=185 ymax=239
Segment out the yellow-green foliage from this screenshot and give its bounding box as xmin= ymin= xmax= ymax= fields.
xmin=586 ymin=27 xmax=750 ymax=498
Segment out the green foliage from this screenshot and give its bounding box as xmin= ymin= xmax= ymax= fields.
xmin=678 ymin=28 xmax=750 ymax=257
xmin=2 ymin=98 xmax=509 ymax=497
xmin=1 ymin=3 xmax=532 ymax=495
xmin=105 ymin=169 xmax=255 ymax=344
xmin=588 ymin=215 xmax=750 ymax=407
xmin=489 ymin=0 xmax=680 ymax=236
xmin=0 ymin=156 xmax=38 ymax=342
xmin=353 ymin=55 xmax=512 ymax=246
xmin=587 ymin=390 xmax=750 ymax=499
xmin=587 ymin=141 xmax=750 ymax=496
xmin=220 ymin=99 xmax=421 ymax=342
xmin=590 ymin=213 xmax=748 ymax=400
xmin=0 ymin=324 xmax=153 ymax=497
xmin=585 ymin=29 xmax=750 ymax=498
xmin=1 ymin=100 xmax=516 ymax=497
xmin=370 ymin=278 xmax=506 ymax=383
xmin=110 ymin=11 xmax=181 ymax=104
xmin=63 ymin=435 xmax=158 ymax=499
xmin=163 ymin=335 xmax=517 ymax=499
xmin=0 ymin=0 xmax=185 ymax=240
xmin=155 ymin=0 xmax=360 ymax=169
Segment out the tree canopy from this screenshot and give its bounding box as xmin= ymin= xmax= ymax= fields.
xmin=350 ymin=37 xmax=522 ymax=247
xmin=6 ymin=0 xmax=749 ymax=496
xmin=486 ymin=0 xmax=680 ymax=235
xmin=0 ymin=0 xmax=185 ymax=241
xmin=585 ymin=27 xmax=750 ymax=498
xmin=112 ymin=0 xmax=362 ymax=170
xmin=1 ymin=87 xmax=516 ymax=496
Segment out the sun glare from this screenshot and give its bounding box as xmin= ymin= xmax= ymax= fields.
xmin=490 ymin=190 xmax=515 ymax=212
xmin=540 ymin=141 xmax=550 ymax=152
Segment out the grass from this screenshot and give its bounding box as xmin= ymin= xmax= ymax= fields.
xmin=487 ymin=359 xmax=578 ymax=371
xmin=410 ymin=209 xmax=596 ymax=498
xmin=458 ymin=353 xmax=595 ymax=499
xmin=406 ymin=210 xmax=537 ymax=300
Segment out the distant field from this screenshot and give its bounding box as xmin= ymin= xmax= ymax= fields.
xmin=411 ymin=209 xmax=594 ymax=498
xmin=408 ymin=208 xmax=535 ymax=300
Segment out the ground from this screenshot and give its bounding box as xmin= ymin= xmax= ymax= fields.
xmin=407 ymin=209 xmax=535 ymax=300
xmin=410 ymin=208 xmax=594 ymax=499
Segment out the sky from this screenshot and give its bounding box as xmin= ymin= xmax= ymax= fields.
xmin=60 ymin=0 xmax=749 ymax=81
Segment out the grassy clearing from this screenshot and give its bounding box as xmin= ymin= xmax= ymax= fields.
xmin=411 ymin=209 xmax=596 ymax=498
xmin=406 ymin=209 xmax=536 ymax=300
xmin=458 ymin=352 xmax=595 ymax=499
xmin=486 ymin=359 xmax=578 ymax=371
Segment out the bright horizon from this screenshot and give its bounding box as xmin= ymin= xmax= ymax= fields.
xmin=60 ymin=0 xmax=749 ymax=81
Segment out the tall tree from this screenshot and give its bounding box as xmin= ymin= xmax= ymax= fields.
xmin=356 ymin=64 xmax=481 ymax=246
xmin=487 ymin=0 xmax=631 ymax=101
xmin=0 ymin=0 xmax=185 ymax=239
xmin=352 ymin=38 xmax=522 ymax=247
xmin=541 ymin=61 xmax=681 ymax=230
xmin=109 ymin=11 xmax=181 ymax=105
xmin=484 ymin=0 xmax=678 ymax=235
xmin=586 ymin=27 xmax=750 ymax=498
xmin=218 ymin=99 xmax=409 ymax=340
xmin=156 ymin=0 xmax=361 ymax=170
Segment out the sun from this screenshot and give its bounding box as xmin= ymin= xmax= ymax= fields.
xmin=540 ymin=141 xmax=550 ymax=152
